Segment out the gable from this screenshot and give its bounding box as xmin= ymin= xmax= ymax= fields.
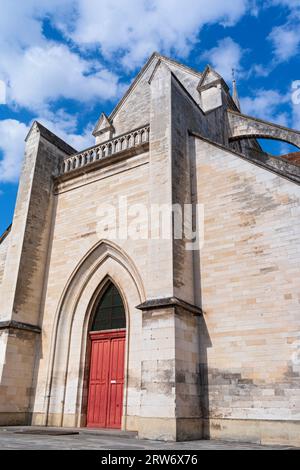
xmin=110 ymin=56 xmax=158 ymax=136
xmin=108 ymin=53 xmax=203 ymax=137
xmin=162 ymin=58 xmax=202 ymax=105
xmin=93 ymin=112 xmax=113 ymax=137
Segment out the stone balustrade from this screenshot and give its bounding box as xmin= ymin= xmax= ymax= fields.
xmin=59 ymin=125 xmax=150 ymax=176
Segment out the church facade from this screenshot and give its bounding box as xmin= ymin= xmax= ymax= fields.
xmin=0 ymin=53 xmax=300 ymax=445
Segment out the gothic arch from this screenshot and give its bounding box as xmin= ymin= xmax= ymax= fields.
xmin=44 ymin=240 xmax=145 ymax=428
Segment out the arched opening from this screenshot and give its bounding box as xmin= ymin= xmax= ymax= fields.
xmin=86 ymin=281 xmax=126 ymax=429
xmin=257 ymin=139 xmax=300 ymax=162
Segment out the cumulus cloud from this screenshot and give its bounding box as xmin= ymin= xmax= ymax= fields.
xmin=268 ymin=24 xmax=300 ymax=63
xmin=269 ymin=1 xmax=300 ymax=8
xmin=240 ymin=89 xmax=290 ymax=125
xmin=0 ymin=120 xmax=29 ymax=183
xmin=0 ymin=1 xmax=254 ymax=118
xmin=62 ymin=0 xmax=250 ymax=69
xmin=0 ymin=1 xmax=123 ymax=113
xmin=35 ymin=110 xmax=95 ymax=150
xmin=201 ymin=37 xmax=245 ymax=83
xmin=267 ymin=0 xmax=300 ymax=63
xmin=2 ymin=44 xmax=120 ymax=113
xmin=0 ymin=113 xmax=94 ymax=184
xmin=0 ymin=0 xmax=255 ymax=185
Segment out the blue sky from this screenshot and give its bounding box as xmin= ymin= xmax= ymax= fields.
xmin=1 ymin=0 xmax=300 ymax=235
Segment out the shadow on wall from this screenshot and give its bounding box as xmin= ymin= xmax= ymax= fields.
xmin=189 ymin=135 xmax=212 ymax=439
xmin=198 ymin=316 xmax=211 ymax=439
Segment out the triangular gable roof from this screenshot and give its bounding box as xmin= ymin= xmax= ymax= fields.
xmin=197 ymin=65 xmax=229 ymax=92
xmin=25 ymin=121 xmax=76 ymax=155
xmin=108 ymin=52 xmax=203 ymax=121
xmin=92 ymin=112 xmax=113 ymax=137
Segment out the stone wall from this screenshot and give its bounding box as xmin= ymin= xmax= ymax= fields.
xmin=2 ymin=52 xmax=300 ymax=445
xmin=0 ymin=123 xmax=74 ymax=425
xmin=31 ymin=150 xmax=150 ymax=428
xmin=193 ymin=136 xmax=300 ymax=445
xmin=0 ymin=232 xmax=10 ymax=287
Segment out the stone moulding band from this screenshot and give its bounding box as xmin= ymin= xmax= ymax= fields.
xmin=0 ymin=320 xmax=41 ymax=334
xmin=136 ymin=297 xmax=202 ymax=316
xmin=58 ymin=124 xmax=150 ymax=177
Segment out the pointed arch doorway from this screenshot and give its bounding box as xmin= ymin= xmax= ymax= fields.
xmin=87 ymin=282 xmax=126 ymax=429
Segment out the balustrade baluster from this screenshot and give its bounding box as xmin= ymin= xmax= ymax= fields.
xmin=60 ymin=125 xmax=149 ymax=175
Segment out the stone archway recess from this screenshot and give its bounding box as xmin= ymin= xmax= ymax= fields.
xmin=44 ymin=240 xmax=145 ymax=429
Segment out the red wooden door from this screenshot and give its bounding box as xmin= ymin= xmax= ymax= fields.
xmin=87 ymin=331 xmax=125 ymax=429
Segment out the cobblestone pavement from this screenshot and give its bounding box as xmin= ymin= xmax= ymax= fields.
xmin=0 ymin=427 xmax=296 ymax=450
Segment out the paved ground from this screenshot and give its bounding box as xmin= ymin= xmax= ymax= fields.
xmin=0 ymin=427 xmax=296 ymax=450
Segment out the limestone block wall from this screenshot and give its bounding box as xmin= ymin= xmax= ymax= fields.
xmin=139 ymin=307 xmax=177 ymax=440
xmin=139 ymin=305 xmax=203 ymax=441
xmin=0 ymin=123 xmax=75 ymax=425
xmin=31 ymin=151 xmax=150 ymax=427
xmin=0 ymin=329 xmax=38 ymax=425
xmin=0 ymin=232 xmax=10 ymax=287
xmin=0 ymin=126 xmax=71 ymax=325
xmin=194 ymin=136 xmax=300 ymax=444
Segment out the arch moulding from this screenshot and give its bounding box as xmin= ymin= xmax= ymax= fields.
xmin=43 ymin=240 xmax=145 ymax=428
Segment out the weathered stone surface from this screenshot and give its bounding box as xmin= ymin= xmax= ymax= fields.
xmin=1 ymin=52 xmax=300 ymax=446
xmin=228 ymin=110 xmax=300 ymax=148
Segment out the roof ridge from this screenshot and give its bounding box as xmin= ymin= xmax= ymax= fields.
xmin=109 ymin=52 xmax=202 ymax=121
xmin=109 ymin=52 xmax=159 ymax=121
xmin=157 ymin=53 xmax=202 ymax=78
xmin=25 ymin=121 xmax=77 ymax=155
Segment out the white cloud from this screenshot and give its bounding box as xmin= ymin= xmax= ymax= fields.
xmin=249 ymin=64 xmax=272 ymax=77
xmin=0 ymin=80 xmax=6 ymax=104
xmin=35 ymin=110 xmax=94 ymax=150
xmin=2 ymin=44 xmax=120 ymax=113
xmin=0 ymin=113 xmax=94 ymax=184
xmin=61 ymin=0 xmax=251 ymax=69
xmin=267 ymin=1 xmax=300 ymax=63
xmin=0 ymin=0 xmax=255 ymax=184
xmin=268 ymin=24 xmax=300 ymax=63
xmin=0 ymin=1 xmax=122 ymax=113
xmin=240 ymin=89 xmax=290 ymax=125
xmin=269 ymin=1 xmax=300 ymax=9
xmin=0 ymin=120 xmax=29 ymax=183
xmin=201 ymin=37 xmax=245 ymax=82
xmin=0 ymin=1 xmax=74 ymax=55
xmin=0 ymin=0 xmax=254 ymax=110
